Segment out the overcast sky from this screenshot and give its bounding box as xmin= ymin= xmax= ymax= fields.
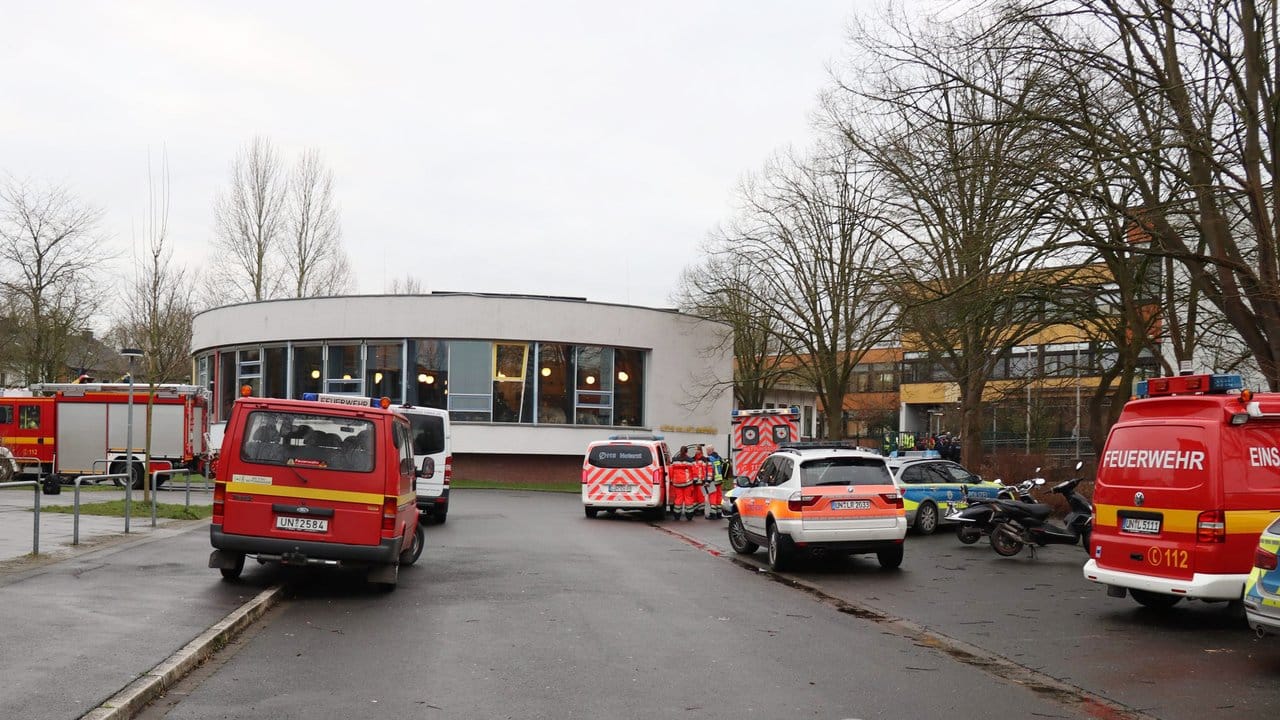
xmin=2 ymin=1 xmax=915 ymax=314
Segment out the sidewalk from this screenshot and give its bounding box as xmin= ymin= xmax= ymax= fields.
xmin=0 ymin=481 xmax=213 ymax=565
xmin=0 ymin=483 xmax=273 ymax=720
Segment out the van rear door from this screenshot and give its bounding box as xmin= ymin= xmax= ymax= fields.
xmin=223 ymin=408 xmax=384 ymax=546
xmin=583 ymin=443 xmax=659 ymax=507
xmin=1095 ymin=422 xmax=1213 ymax=581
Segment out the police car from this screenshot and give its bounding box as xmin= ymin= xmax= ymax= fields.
xmin=886 ymin=456 xmax=1003 ymax=534
xmin=1245 ymin=517 xmax=1280 ymax=636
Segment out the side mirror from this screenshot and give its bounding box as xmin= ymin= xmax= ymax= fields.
xmin=418 ymin=457 xmax=435 ymax=478
xmin=734 ymin=475 xmax=751 ymax=488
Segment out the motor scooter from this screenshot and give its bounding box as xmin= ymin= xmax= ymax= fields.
xmin=947 ymin=472 xmax=1044 ymax=544
xmin=988 ymin=461 xmax=1093 ymax=558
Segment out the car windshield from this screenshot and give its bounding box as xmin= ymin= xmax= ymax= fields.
xmin=799 ymin=457 xmax=891 ymax=487
xmin=240 ymin=411 xmax=375 ymax=473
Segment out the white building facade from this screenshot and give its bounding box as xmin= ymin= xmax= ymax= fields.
xmin=191 ymin=293 xmax=733 ymax=482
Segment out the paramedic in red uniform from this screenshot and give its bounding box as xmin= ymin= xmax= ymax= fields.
xmin=669 ymin=459 xmax=695 ymax=521
xmin=690 ymin=448 xmax=709 ymax=519
xmin=704 ymin=445 xmax=725 ymax=520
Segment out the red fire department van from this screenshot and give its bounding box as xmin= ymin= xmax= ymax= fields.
xmin=582 ymin=434 xmax=670 ymax=520
xmin=208 ymin=393 xmax=424 ymax=590
xmin=730 ymin=407 xmax=801 ymax=481
xmin=1084 ymin=372 xmax=1280 ymax=609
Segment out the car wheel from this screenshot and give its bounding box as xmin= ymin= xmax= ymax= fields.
xmin=990 ymin=525 xmax=1024 ymax=557
xmin=646 ymin=507 xmax=665 ymax=522
xmin=219 ymin=553 xmax=245 ymax=581
xmin=1131 ymin=589 xmax=1181 ymax=609
xmin=400 ymin=523 xmax=425 ymax=566
xmin=955 ymin=524 xmax=982 ymax=544
xmin=914 ymin=502 xmax=939 ymax=535
xmin=728 ymin=516 xmax=759 ymax=555
xmin=585 ymin=507 xmax=598 ymax=518
xmin=876 ymin=545 xmax=904 ymax=570
xmin=767 ymin=522 xmax=793 ymax=571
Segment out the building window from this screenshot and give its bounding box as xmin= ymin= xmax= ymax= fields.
xmin=614 ymin=348 xmax=644 ymax=426
xmin=537 ymin=343 xmax=572 ymax=424
xmin=448 ymin=341 xmax=492 ymax=421
xmin=409 ymin=340 xmax=448 ymax=409
xmin=218 ymin=352 xmax=237 ymax=419
xmin=263 ymin=347 xmax=287 ymax=398
xmin=197 ymin=355 xmax=212 ymax=395
xmin=575 ymin=346 xmax=613 ymax=425
xmin=492 ymin=343 xmax=533 ymax=423
xmin=326 ymin=344 xmax=362 ymax=395
xmin=292 ymin=345 xmax=323 ymax=398
xmin=365 ymin=343 xmax=403 ymax=403
xmin=238 ymin=349 xmax=262 ymax=397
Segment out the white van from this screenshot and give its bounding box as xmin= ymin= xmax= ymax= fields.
xmin=399 ymin=405 xmax=452 ymax=523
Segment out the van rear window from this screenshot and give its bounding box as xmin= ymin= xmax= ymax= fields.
xmin=800 ymin=457 xmax=891 ymax=487
xmin=408 ymin=414 xmax=445 ymax=455
xmin=240 ymin=411 xmax=375 ymax=473
xmin=589 ymin=445 xmax=653 ymax=469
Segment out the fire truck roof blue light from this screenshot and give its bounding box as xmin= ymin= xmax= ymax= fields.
xmin=1135 ymin=373 xmax=1243 ymax=399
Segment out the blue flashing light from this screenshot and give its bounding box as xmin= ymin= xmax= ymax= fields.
xmin=790 ymin=406 xmax=800 ymax=415
xmin=302 ymin=392 xmax=319 ymax=401
xmin=1135 ymin=381 xmax=1148 ymax=399
xmin=731 ymin=409 xmax=739 ymax=417
xmin=1209 ymin=374 xmax=1244 ymax=392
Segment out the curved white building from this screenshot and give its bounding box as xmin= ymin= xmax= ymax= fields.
xmin=191 ymin=293 xmax=733 ymax=483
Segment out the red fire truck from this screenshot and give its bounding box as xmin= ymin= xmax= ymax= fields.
xmin=0 ymin=383 xmax=211 ymax=489
xmin=729 ymin=407 xmax=801 ymax=481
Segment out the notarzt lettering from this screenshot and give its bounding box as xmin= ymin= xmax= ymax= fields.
xmin=1101 ymin=449 xmax=1205 ymax=470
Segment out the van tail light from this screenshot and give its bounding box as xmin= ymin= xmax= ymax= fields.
xmin=212 ymin=481 xmax=226 ymax=523
xmin=443 ymin=455 xmax=452 ymax=485
xmin=880 ymin=492 xmax=904 ymax=509
xmin=1197 ymin=510 xmax=1226 ymax=543
xmin=787 ymin=491 xmax=821 ymax=512
xmin=382 ymin=497 xmax=398 ymax=533
xmin=1255 ymin=545 xmax=1278 ymax=571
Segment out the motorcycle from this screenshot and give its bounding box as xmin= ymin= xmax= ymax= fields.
xmin=947 ymin=472 xmax=1045 ymax=544
xmin=988 ymin=461 xmax=1093 ymax=558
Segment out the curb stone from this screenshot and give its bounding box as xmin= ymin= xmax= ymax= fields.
xmin=80 ymin=584 xmax=283 ymax=720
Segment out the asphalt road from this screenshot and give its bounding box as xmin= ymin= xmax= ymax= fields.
xmin=142 ymin=490 xmax=1093 ymax=720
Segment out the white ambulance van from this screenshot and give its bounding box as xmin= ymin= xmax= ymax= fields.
xmin=582 ymin=434 xmax=670 ymax=521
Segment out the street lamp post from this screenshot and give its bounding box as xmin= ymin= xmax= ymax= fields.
xmin=120 ymin=348 xmax=143 ymax=533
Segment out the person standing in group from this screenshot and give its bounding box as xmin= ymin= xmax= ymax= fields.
xmin=669 ymin=453 xmax=696 ymax=521
xmin=670 ymin=445 xmax=692 ymax=518
xmin=704 ymin=445 xmax=726 ymax=520
xmin=689 ymin=446 xmax=707 ymax=519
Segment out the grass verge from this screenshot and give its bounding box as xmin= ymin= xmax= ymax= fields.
xmin=40 ymin=500 xmax=213 ymax=520
xmin=451 ymin=479 xmax=579 ymax=493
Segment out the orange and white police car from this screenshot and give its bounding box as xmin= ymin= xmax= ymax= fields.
xmin=582 ymin=434 xmax=670 ymax=521
xmin=1084 ymin=372 xmax=1280 ymax=609
xmin=726 ymin=445 xmax=906 ymax=571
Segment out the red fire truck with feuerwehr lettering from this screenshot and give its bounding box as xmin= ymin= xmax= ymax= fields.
xmin=729 ymin=407 xmax=801 ymax=481
xmin=0 ymin=383 xmax=210 ymax=489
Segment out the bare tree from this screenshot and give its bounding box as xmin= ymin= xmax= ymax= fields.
xmin=829 ymin=14 xmax=1073 ymax=463
xmin=707 ymin=146 xmax=897 ymax=439
xmin=386 ymin=275 xmax=426 ymax=294
xmin=210 ymin=137 xmax=287 ymax=303
xmin=112 ymin=153 xmax=196 ymax=384
xmin=0 ymin=178 xmax=108 ymax=383
xmin=286 ymin=150 xmax=353 ymax=297
xmin=675 ymin=252 xmax=791 ymax=408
